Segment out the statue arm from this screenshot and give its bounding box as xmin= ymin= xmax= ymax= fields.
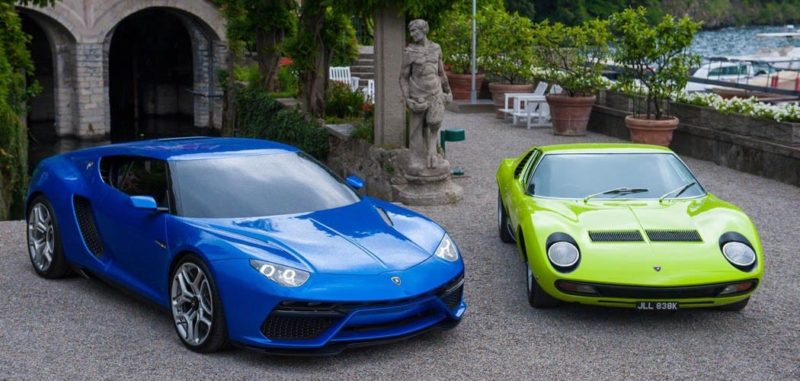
xmin=399 ymin=50 xmax=411 ymax=102
xmin=438 ymin=52 xmax=451 ymax=95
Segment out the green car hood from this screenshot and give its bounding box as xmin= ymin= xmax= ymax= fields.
xmin=528 ymin=194 xmax=763 ymax=286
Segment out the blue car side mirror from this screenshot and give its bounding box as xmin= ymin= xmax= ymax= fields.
xmin=346 ymin=175 xmax=365 ymax=190
xmin=130 ymin=195 xmax=159 ymax=210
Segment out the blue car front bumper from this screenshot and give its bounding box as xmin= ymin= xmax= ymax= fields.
xmin=211 ymin=256 xmax=466 ymax=354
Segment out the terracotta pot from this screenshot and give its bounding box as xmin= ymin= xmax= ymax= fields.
xmin=624 ymin=115 xmax=679 ymax=146
xmin=545 ymin=94 xmax=596 ymax=136
xmin=488 ymin=82 xmax=534 ymax=119
xmin=446 ymin=71 xmax=486 ymax=100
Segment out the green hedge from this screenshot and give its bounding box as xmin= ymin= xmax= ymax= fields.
xmin=235 ymin=87 xmax=329 ymax=160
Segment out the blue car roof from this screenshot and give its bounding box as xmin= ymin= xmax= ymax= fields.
xmin=73 ymin=137 xmax=300 ymax=161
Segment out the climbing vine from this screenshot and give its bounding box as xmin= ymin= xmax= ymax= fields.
xmin=0 ymin=0 xmax=53 ymax=220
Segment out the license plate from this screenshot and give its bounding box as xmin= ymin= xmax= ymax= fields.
xmin=636 ymin=301 xmax=679 ymax=311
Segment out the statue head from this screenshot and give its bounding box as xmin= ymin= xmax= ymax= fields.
xmin=408 ymin=19 xmax=429 ymax=42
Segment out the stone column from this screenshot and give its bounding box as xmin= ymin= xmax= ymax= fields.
xmin=54 ymin=41 xmax=77 ymax=137
xmin=74 ymin=42 xmax=109 ymax=138
xmin=373 ymin=5 xmax=406 ymax=148
xmin=210 ymin=41 xmax=227 ymax=129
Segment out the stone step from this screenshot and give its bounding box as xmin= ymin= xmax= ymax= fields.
xmin=356 ymin=58 xmax=374 ymax=65
xmin=350 ymin=65 xmax=373 ymax=72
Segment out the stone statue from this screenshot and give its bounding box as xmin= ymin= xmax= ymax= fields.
xmin=399 ymin=19 xmax=453 ymax=173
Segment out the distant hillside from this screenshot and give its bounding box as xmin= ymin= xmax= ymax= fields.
xmin=523 ymin=0 xmax=800 ymax=28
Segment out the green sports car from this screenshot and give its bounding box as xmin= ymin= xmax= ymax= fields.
xmin=496 ymin=143 xmax=763 ymax=311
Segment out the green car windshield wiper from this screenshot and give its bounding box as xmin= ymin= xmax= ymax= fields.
xmin=583 ymin=187 xmax=649 ymax=203
xmin=658 ymin=181 xmax=697 ymax=202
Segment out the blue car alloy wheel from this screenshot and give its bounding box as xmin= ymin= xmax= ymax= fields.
xmin=25 ymin=137 xmax=466 ymax=354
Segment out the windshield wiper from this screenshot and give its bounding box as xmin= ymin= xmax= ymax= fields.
xmin=658 ymin=181 xmax=697 ymax=202
xmin=583 ymin=187 xmax=649 ymax=203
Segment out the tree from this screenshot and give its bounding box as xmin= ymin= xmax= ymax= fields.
xmin=214 ymin=0 xmax=297 ymax=91
xmin=289 ymin=0 xmax=458 ymax=117
xmin=0 ymin=0 xmax=55 ymax=220
xmin=505 ymin=0 xmax=535 ymax=20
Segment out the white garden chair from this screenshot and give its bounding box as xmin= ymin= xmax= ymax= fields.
xmin=524 ymin=84 xmax=563 ymax=128
xmin=364 ymin=79 xmax=375 ymax=102
xmin=329 ymin=66 xmax=360 ymax=92
xmin=510 ymin=81 xmax=549 ymax=124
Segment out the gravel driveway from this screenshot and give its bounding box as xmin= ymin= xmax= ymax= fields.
xmin=1 ymin=111 xmax=798 ymax=379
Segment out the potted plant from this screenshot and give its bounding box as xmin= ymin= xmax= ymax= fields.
xmin=478 ymin=6 xmax=536 ymax=118
xmin=531 ymin=19 xmax=611 ymax=135
xmin=609 ymin=7 xmax=700 ymax=146
xmin=431 ymin=9 xmax=485 ymax=100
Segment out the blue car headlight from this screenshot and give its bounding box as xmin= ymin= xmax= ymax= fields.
xmin=435 ymin=234 xmax=459 ymax=262
xmin=249 ymin=259 xmax=310 ymax=287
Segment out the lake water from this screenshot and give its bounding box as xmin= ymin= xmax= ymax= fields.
xmin=691 ymin=25 xmax=800 ymax=58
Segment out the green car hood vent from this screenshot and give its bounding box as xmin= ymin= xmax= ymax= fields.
xmin=646 ymin=230 xmax=702 ymax=242
xmin=588 ymin=231 xmax=643 ymax=242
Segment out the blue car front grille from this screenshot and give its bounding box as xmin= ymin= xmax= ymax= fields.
xmin=262 ymin=313 xmax=342 ymax=340
xmin=262 ymin=273 xmax=465 ymax=342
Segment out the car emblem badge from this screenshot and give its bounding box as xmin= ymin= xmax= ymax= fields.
xmin=391 ymin=276 xmax=401 ymax=286
xmin=654 ymin=266 xmax=662 ymax=272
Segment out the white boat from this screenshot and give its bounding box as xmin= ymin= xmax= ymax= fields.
xmin=686 ymin=60 xmax=777 ymax=92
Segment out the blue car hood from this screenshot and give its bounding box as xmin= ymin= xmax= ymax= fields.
xmin=192 ymin=201 xmax=438 ymax=275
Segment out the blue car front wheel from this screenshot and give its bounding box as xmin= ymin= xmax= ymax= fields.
xmin=170 ymin=255 xmax=228 ymax=352
xmin=26 ymin=196 xmax=70 ymax=279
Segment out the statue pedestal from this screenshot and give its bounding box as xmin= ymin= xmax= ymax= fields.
xmin=394 ymin=177 xmax=463 ymax=205
xmin=392 ymin=151 xmax=463 ymax=205
xmin=325 ymin=128 xmax=462 ymax=205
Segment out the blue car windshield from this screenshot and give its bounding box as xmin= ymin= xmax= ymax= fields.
xmin=528 ymin=153 xmax=705 ymax=199
xmin=171 ymin=152 xmax=360 ymax=218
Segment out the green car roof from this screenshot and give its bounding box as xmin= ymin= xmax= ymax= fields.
xmin=537 ymin=143 xmax=673 ymax=154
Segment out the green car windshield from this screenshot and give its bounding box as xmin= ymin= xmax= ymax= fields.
xmin=528 ymin=153 xmax=705 ymax=199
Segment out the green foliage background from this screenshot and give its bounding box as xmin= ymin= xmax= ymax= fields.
xmin=527 ymin=0 xmax=800 ymax=27
xmin=0 ymin=0 xmax=53 ymax=220
xmin=235 ymin=87 xmax=329 ymax=160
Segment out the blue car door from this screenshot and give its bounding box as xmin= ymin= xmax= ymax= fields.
xmin=94 ymin=156 xmax=171 ymax=304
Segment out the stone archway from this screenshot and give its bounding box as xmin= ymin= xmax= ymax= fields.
xmin=16 ymin=0 xmax=227 ymax=139
xmin=104 ymin=7 xmax=226 ymax=141
xmin=16 ymin=9 xmax=78 ymax=139
xmin=107 ymin=9 xmax=196 ymax=142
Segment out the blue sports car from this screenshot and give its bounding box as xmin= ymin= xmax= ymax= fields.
xmin=25 ymin=137 xmax=466 ymax=354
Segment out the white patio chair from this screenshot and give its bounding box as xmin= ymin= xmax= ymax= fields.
xmin=524 ymin=84 xmax=563 ymax=128
xmin=364 ymin=79 xmax=375 ymax=102
xmin=510 ymin=82 xmax=549 ymax=125
xmin=329 ymin=66 xmax=360 ymax=92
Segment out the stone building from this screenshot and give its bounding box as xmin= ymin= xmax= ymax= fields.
xmin=18 ymin=0 xmax=227 ymax=141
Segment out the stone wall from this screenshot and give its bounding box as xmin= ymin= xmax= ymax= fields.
xmin=590 ymin=90 xmax=800 ymax=187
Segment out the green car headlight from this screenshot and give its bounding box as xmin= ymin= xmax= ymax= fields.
xmin=722 ymin=242 xmax=756 ymax=267
xmin=546 ymin=233 xmax=580 ymax=272
xmin=249 ymin=259 xmax=310 ymax=287
xmin=435 ymin=234 xmax=459 ymax=262
xmin=719 ymin=232 xmax=757 ymax=271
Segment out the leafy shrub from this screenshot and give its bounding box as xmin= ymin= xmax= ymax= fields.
xmin=325 ymin=81 xmax=366 ymax=119
xmin=531 ymin=19 xmax=610 ymax=96
xmin=276 ymin=65 xmax=299 ymax=96
xmin=326 ymin=10 xmax=360 ymax=67
xmin=350 ymin=116 xmax=374 ymax=143
xmin=478 ymin=7 xmax=536 ymax=84
xmin=234 ymin=64 xmax=262 ymax=89
xmin=236 ymin=87 xmax=329 ymax=160
xmin=609 ymin=7 xmax=700 ymax=119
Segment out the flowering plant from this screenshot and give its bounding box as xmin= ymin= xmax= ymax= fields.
xmin=674 ymin=92 xmax=800 ymax=123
